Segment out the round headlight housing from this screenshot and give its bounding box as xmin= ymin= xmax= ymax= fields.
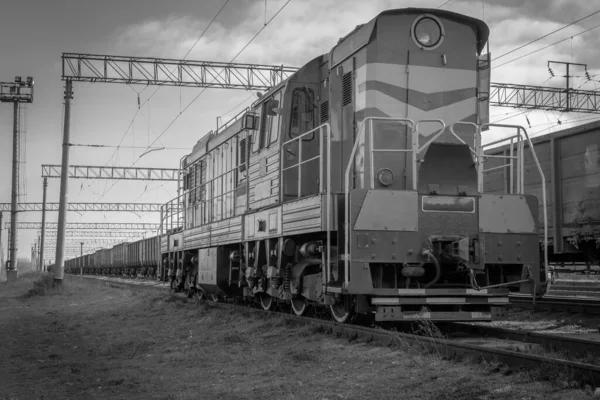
xmin=411 ymin=15 xmax=444 ymax=50
xmin=377 ymin=168 xmax=395 ymax=187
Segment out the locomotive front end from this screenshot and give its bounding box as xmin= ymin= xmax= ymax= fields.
xmin=339 ymin=9 xmax=545 ymax=321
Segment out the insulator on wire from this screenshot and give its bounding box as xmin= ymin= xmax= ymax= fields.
xmin=137 ymin=94 xmax=140 ymax=109
xmin=525 ymin=115 xmax=531 ymax=128
xmin=548 ymin=67 xmax=554 ymax=77
xmin=586 ymin=71 xmax=592 ymax=81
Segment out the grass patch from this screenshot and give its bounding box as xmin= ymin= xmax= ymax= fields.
xmin=1 ymin=277 xmax=593 ymax=400
xmin=25 ymin=273 xmax=62 ymax=297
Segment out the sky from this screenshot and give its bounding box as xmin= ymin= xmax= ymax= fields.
xmin=1 ymin=0 xmax=600 ymax=261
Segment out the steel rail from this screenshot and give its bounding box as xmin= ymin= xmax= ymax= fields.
xmin=446 ymin=322 xmax=600 ymax=359
xmin=511 ymin=294 xmax=600 ymax=315
xmin=73 ymin=275 xmax=600 ymax=385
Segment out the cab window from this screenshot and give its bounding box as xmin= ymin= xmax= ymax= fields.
xmin=253 ymin=90 xmax=282 ymax=153
xmin=289 ymin=88 xmax=315 ymax=139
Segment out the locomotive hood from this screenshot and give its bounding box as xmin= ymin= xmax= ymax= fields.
xmin=331 ymin=7 xmax=489 ymax=67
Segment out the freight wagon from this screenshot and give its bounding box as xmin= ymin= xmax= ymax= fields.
xmin=483 ymin=120 xmax=600 ymax=267
xmin=124 ymin=236 xmax=161 ymax=277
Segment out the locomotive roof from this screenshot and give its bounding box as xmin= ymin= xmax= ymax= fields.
xmin=336 ymin=7 xmax=490 ymax=55
xmin=186 ymin=8 xmax=489 ymax=167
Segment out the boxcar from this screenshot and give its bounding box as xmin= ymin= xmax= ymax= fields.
xmin=126 ymin=239 xmax=142 ymax=276
xmin=484 ymin=120 xmax=600 ymax=266
xmin=112 ymin=243 xmax=128 ymax=275
xmin=99 ymin=249 xmax=113 ymax=273
xmin=140 ymin=236 xmax=159 ymax=277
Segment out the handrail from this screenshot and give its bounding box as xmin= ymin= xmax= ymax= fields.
xmin=281 ymin=123 xmax=331 ymax=294
xmin=449 ymin=121 xmax=479 ymax=155
xmin=415 ymin=119 xmax=447 ymax=154
xmin=481 ymin=133 xmax=521 ymax=194
xmin=344 ymin=117 xmax=415 ymax=287
xmin=481 ymin=123 xmax=548 ymax=279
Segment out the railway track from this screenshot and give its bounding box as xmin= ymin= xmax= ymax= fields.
xmin=511 ymin=294 xmax=600 ymax=315
xmin=73 ymin=274 xmax=600 ymax=385
xmin=509 ymin=279 xmax=600 ymax=314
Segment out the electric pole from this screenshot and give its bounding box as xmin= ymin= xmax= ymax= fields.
xmin=54 ymin=79 xmax=73 ymax=283
xmin=39 ymin=177 xmax=47 ymax=272
xmin=547 ymin=61 xmax=588 ymax=112
xmin=0 ymin=77 xmax=34 ymax=282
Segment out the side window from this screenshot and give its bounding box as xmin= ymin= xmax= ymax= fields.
xmin=268 ymin=91 xmax=282 ymax=145
xmin=258 ymin=101 xmax=270 ymax=149
xmin=252 ymin=116 xmax=261 ymax=153
xmin=238 ymin=132 xmax=250 ymax=185
xmin=253 ymin=90 xmax=282 ymax=152
xmin=289 ymin=88 xmax=315 ymax=139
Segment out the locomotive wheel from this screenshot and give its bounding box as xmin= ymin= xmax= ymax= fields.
xmin=291 ymin=297 xmax=307 ymax=316
xmin=330 ymin=302 xmax=351 ymax=323
xmin=260 ymin=294 xmax=273 ymax=311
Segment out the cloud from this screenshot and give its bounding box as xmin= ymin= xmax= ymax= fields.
xmin=111 ymin=0 xmax=600 ymax=143
xmin=113 ymin=0 xmax=408 ymax=66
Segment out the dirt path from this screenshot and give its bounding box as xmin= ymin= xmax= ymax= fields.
xmin=0 ymin=273 xmax=594 ymax=400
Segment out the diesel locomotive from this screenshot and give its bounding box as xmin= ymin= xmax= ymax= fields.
xmin=67 ymin=7 xmax=550 ymax=322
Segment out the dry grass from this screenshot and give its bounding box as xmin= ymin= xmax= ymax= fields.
xmin=0 ymin=275 xmax=595 ymax=399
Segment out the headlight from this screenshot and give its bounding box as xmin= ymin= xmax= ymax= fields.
xmin=377 ymin=168 xmax=395 ymax=187
xmin=412 ymin=15 xmax=444 ymax=50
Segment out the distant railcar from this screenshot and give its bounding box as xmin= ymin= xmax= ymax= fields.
xmin=484 ymin=120 xmax=600 ymax=267
xmin=111 ymin=243 xmax=127 ymax=275
xmin=99 ymin=249 xmax=113 ymax=274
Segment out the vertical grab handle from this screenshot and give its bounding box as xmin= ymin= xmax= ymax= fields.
xmin=415 ymin=119 xmax=447 ymax=154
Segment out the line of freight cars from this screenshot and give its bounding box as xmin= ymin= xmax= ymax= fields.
xmin=63 ymin=235 xmax=160 ymax=277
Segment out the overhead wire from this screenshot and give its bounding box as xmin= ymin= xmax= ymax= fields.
xmin=92 ymin=0 xmax=232 ymax=202
xmin=96 ymin=0 xmax=293 ymax=203
xmin=493 ymin=8 xmax=600 ymax=61
xmin=69 ymin=143 xmax=190 ymax=150
xmin=135 ymin=0 xmax=292 ymax=162
xmin=494 ymin=21 xmax=600 ymax=69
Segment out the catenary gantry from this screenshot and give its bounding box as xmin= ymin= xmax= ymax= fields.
xmin=41 ymin=165 xmax=179 ymax=181
xmin=10 ymin=222 xmax=160 ymax=230
xmin=61 ymin=53 xmax=297 ymax=90
xmin=0 ymin=203 xmax=164 ymax=212
xmin=43 ymin=231 xmax=147 ymax=238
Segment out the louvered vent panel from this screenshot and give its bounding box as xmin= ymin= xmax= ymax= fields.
xmin=342 ymin=72 xmax=352 ymax=106
xmin=320 ymin=101 xmax=329 ymax=123
xmin=198 ymin=160 xmax=206 ymax=201
xmin=239 ymin=138 xmax=248 ymax=173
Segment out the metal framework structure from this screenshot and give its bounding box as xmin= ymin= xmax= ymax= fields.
xmin=62 ymin=53 xmax=298 ymax=90
xmin=60 ymin=53 xmax=600 ymax=114
xmin=490 ymin=83 xmax=600 ymax=114
xmin=0 ymin=203 xmax=163 ymax=212
xmin=43 ymin=230 xmax=147 ymax=238
xmin=12 ymin=222 xmax=160 ymax=230
xmin=42 ymin=165 xmax=180 ymax=181
xmin=2 ymin=76 xmax=34 ymax=275
xmin=0 ymin=78 xmax=34 ymax=103
xmin=43 ymin=238 xmax=130 ymax=246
